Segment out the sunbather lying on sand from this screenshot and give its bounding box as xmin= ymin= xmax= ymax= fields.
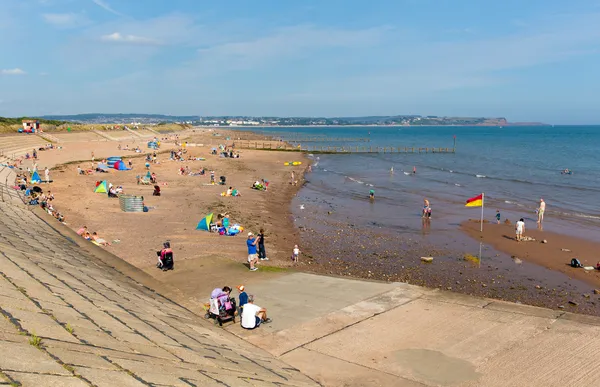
xmin=91 ymin=232 xmax=111 ymax=246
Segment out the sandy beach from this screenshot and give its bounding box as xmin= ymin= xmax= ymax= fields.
xmin=20 ymin=128 xmax=600 ymax=317
xmin=47 ymin=129 xmax=308 ymax=281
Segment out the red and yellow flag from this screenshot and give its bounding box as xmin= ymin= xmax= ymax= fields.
xmin=465 ymin=194 xmax=483 ymax=207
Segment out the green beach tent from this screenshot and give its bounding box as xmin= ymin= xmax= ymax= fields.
xmin=94 ymin=180 xmax=108 ymax=193
xmin=31 ymin=171 xmax=41 ymax=184
xmin=196 ymin=213 xmax=213 ymax=231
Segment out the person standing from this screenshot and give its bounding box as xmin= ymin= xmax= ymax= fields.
xmin=257 ymin=229 xmax=268 ymax=261
xmin=237 ymin=285 xmax=248 ymax=313
xmin=91 ymin=151 xmax=95 ymax=162
xmin=515 ymin=218 xmax=525 ymax=242
xmin=537 ymin=199 xmax=546 ymax=224
xmin=44 ymin=167 xmax=50 ymax=182
xmin=246 ymin=232 xmax=259 ymax=271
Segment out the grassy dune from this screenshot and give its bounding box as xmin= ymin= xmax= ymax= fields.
xmin=0 ymin=121 xmax=191 ymax=134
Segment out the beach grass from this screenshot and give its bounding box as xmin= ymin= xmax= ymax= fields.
xmin=257 ymin=265 xmax=290 ymax=273
xmin=0 ymin=122 xmax=191 ymax=134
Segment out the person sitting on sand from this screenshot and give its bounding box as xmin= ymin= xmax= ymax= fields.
xmin=241 ymin=295 xmax=271 ymax=329
xmin=108 ymin=186 xmax=118 ymax=198
xmin=153 ymin=185 xmax=161 ymax=196
xmin=226 ymin=187 xmax=233 ymax=196
xmin=232 ymin=188 xmax=241 ymax=197
xmin=91 ymin=232 xmax=111 ymax=246
xmin=77 ymin=226 xmax=88 ymax=236
xmin=150 ymin=173 xmax=157 ymax=184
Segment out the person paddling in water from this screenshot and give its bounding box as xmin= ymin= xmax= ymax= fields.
xmin=422 ymin=198 xmax=431 ymax=218
xmin=369 ymin=189 xmax=375 ymax=200
xmin=537 ymin=198 xmax=546 ymax=225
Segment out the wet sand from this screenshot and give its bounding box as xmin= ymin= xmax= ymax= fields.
xmin=291 ymin=188 xmax=600 ymax=316
xmin=461 ymin=220 xmax=600 ymax=288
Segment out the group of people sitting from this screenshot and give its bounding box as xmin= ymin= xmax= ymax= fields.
xmin=169 ymin=149 xmax=188 ymax=161
xmin=117 ymin=144 xmax=142 ymax=152
xmin=223 ymin=186 xmax=241 ymax=197
xmin=107 ymin=183 xmax=123 ymax=198
xmin=251 ymin=179 xmax=269 ymax=191
xmin=21 ymin=184 xmax=66 ymax=223
xmin=222 ymin=149 xmax=240 ymax=158
xmin=207 ymin=285 xmax=270 ymax=329
xmin=76 ymin=226 xmax=111 ymax=246
xmin=136 ymin=173 xmax=157 ymax=185
xmin=179 ymin=165 xmax=207 ymax=176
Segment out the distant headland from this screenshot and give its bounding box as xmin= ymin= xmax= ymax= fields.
xmin=2 ymin=113 xmax=548 ymax=127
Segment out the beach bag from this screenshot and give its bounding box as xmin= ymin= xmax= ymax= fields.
xmin=570 ymin=258 xmax=582 ymax=268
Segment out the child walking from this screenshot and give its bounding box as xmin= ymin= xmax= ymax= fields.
xmin=291 ymin=245 xmax=300 ymax=263
xmin=496 ymin=210 xmax=501 ymax=224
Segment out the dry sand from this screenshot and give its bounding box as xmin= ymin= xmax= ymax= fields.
xmin=48 ymin=130 xmax=308 ymax=280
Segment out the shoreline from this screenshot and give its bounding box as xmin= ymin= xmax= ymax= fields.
xmin=461 ymin=220 xmax=600 ymax=288
xmin=19 ymin=128 xmax=600 ymax=317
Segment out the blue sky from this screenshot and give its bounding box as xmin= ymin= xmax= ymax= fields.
xmin=1 ymin=0 xmax=600 ymax=123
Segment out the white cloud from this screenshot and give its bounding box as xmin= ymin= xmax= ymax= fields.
xmin=42 ymin=13 xmax=89 ymax=28
xmin=100 ymin=32 xmax=161 ymax=45
xmin=1 ymin=68 xmax=26 ymax=75
xmin=91 ymin=0 xmax=123 ymax=17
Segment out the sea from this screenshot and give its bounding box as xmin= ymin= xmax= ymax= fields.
xmin=249 ymin=125 xmax=600 ymax=240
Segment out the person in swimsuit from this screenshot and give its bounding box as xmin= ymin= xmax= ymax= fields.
xmin=369 ymin=189 xmax=374 ymax=200
xmin=537 ymin=199 xmax=545 ymax=224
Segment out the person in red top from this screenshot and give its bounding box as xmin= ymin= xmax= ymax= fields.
xmin=157 ymin=242 xmax=174 ymax=270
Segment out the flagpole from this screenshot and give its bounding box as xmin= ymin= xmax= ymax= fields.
xmin=480 ymin=192 xmax=485 ymax=232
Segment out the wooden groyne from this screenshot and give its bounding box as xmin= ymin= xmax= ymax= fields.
xmin=279 ymin=137 xmax=370 ymax=143
xmin=234 ymin=141 xmax=455 ymax=154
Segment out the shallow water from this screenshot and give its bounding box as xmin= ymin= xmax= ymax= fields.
xmin=255 ymin=125 xmax=600 ymax=236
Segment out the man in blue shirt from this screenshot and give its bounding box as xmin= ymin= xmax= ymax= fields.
xmin=246 ymin=232 xmax=259 ymax=271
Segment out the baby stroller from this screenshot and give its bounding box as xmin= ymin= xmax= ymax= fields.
xmin=218 ymin=176 xmax=226 ymax=185
xmin=205 ymin=297 xmax=236 ymax=326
